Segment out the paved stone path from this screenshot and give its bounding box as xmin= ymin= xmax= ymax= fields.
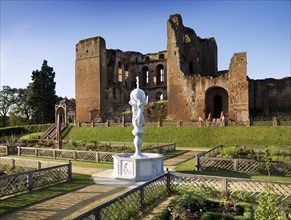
xmin=1 ymin=149 xmax=207 ymax=219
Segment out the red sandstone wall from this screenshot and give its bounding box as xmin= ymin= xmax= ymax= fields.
xmin=75 ymin=37 xmax=107 ymax=122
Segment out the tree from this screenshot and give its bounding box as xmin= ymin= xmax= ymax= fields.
xmin=28 ymin=60 xmax=57 ymax=124
xmin=0 ymin=86 xmax=17 ymax=127
xmin=9 ymin=87 xmax=33 ymax=125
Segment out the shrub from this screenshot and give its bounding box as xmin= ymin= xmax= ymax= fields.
xmin=254 ymin=191 xmax=289 ymax=220
xmin=144 ymin=101 xmax=167 ymax=122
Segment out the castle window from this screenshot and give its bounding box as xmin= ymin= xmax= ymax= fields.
xmin=159 ymin=54 xmax=164 ymax=59
xmin=118 ymin=61 xmax=122 ymax=82
xmin=155 ymin=92 xmax=163 ymax=101
xmin=125 ymin=65 xmax=129 ymax=80
xmin=86 ymin=50 xmax=88 ymax=53
xmin=146 ymin=71 xmax=149 ymax=84
xmin=145 ymin=56 xmax=150 ymax=62
xmin=156 ymin=64 xmax=165 ymax=85
xmin=141 ymin=66 xmax=149 ymax=86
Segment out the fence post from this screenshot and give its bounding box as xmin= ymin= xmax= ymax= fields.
xmin=140 ymin=188 xmax=144 ymax=210
xmin=53 ymin=149 xmax=56 ymax=159
xmin=5 ymin=146 xmax=8 ymax=156
xmin=166 ymin=168 xmax=171 ymax=193
xmin=28 ymin=172 xmax=33 ymax=191
xmin=17 ymin=146 xmax=21 ymax=156
xmin=35 ymin=148 xmax=38 ymax=157
xmin=233 ymin=159 xmax=238 ymax=172
xmin=96 ymin=152 xmax=99 ymax=163
xmin=12 ymin=158 xmax=15 ymax=167
xmin=222 ymin=178 xmax=228 ymax=193
xmin=278 ymin=161 xmax=283 ymax=176
xmin=93 ymin=210 xmax=101 ymax=220
xmin=195 ymin=155 xmax=200 ymax=171
xmin=68 ymin=160 xmax=72 ymax=180
xmin=37 ymin=161 xmax=41 ymax=169
xmin=73 ymin=151 xmax=77 ymax=160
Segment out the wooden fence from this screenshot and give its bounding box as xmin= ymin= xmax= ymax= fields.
xmin=1 ymin=142 xmax=175 ymax=164
xmin=196 ymin=145 xmax=291 ymax=176
xmin=74 ymin=118 xmax=291 ymax=128
xmin=72 ymin=171 xmax=291 ymax=220
xmin=0 ymin=157 xmax=71 ymax=197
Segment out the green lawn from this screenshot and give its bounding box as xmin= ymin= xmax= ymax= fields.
xmin=8 ymin=155 xmax=113 ymax=169
xmin=64 ymin=126 xmax=291 ymax=148
xmin=0 ymin=173 xmax=94 ymax=216
xmin=174 ymin=158 xmax=291 ymax=182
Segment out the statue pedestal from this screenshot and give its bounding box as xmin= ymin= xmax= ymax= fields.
xmin=112 ymin=153 xmax=164 ymax=181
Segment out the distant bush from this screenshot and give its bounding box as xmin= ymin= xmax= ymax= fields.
xmin=144 ymin=101 xmax=167 ymax=122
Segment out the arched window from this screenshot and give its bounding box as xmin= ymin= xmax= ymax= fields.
xmin=141 ymin=66 xmax=149 ymax=86
xmin=155 ymin=92 xmax=163 ymax=101
xmin=117 ymin=61 xmax=122 ymax=82
xmin=125 ymin=65 xmax=129 ymax=80
xmin=156 ymin=64 xmax=164 ymax=85
xmin=189 ymin=62 xmax=193 ymax=73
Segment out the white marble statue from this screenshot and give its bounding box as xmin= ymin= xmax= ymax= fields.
xmin=129 ymin=76 xmax=148 ymax=158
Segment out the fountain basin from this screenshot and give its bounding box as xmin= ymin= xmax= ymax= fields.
xmin=112 ymin=153 xmax=164 ymax=181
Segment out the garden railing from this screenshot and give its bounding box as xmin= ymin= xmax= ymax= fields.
xmin=1 ymin=143 xmax=175 ymax=164
xmin=73 ymin=171 xmax=291 ymax=220
xmin=0 ymin=157 xmax=71 ymax=197
xmin=196 ymin=145 xmax=291 ymax=176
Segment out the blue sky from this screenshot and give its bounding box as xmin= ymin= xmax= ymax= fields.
xmin=1 ymin=0 xmax=290 ymax=99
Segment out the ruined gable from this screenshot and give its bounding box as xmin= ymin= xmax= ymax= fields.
xmin=167 ymin=14 xmax=249 ymax=122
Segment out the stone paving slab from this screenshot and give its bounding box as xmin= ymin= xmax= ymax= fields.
xmin=0 ymin=184 xmax=128 ymax=220
xmin=92 ymin=169 xmax=147 ymax=188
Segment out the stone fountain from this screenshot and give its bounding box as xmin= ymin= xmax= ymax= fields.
xmin=112 ymin=77 xmax=164 ymax=181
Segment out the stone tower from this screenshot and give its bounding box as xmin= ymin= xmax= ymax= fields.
xmin=75 ymin=36 xmax=107 ymax=122
xmin=167 ymin=14 xmax=249 ymax=122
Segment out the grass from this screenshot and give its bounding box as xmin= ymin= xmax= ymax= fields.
xmin=0 ymin=173 xmax=94 ymax=216
xmin=174 ymin=158 xmax=291 ymax=182
xmin=8 ymin=155 xmax=113 ymax=169
xmin=64 ymin=126 xmax=291 ymax=148
xmin=9 ymin=149 xmax=187 ymax=168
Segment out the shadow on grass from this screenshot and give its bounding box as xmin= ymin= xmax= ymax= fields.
xmin=0 ymin=173 xmax=94 ymax=216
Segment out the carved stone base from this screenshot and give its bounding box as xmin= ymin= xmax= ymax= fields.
xmin=112 ymin=153 xmax=164 ymax=181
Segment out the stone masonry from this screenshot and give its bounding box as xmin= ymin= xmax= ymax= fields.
xmin=75 ymin=14 xmax=291 ymax=123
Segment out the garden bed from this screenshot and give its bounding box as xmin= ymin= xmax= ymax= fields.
xmin=217 ymin=145 xmax=291 ymax=161
xmin=196 ymin=145 xmax=291 ymax=176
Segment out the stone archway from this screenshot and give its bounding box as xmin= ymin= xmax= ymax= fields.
xmin=55 ymin=107 xmax=65 ymax=124
xmin=205 ymin=87 xmax=228 ymax=118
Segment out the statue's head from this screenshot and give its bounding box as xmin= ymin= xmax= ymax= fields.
xmin=130 ymin=88 xmax=146 ymax=102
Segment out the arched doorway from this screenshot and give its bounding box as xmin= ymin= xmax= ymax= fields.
xmin=55 ymin=107 xmax=65 ymax=124
xmin=205 ymin=87 xmax=228 ymax=118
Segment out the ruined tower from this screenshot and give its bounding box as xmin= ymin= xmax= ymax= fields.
xmin=75 ymin=37 xmax=107 ymax=122
xmin=167 ymin=14 xmax=249 ymax=122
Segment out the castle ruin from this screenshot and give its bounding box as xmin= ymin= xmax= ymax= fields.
xmin=75 ymin=14 xmax=291 ymax=123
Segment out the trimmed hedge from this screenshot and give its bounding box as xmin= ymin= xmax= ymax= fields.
xmin=0 ymin=124 xmax=51 ymax=139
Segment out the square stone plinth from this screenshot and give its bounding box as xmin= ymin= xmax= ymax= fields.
xmin=112 ymin=153 xmax=164 ymax=181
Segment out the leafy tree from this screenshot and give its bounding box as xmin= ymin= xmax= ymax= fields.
xmin=0 ymin=86 xmax=17 ymax=127
xmin=28 ymin=60 xmax=57 ymax=124
xmin=9 ymin=87 xmax=33 ymax=125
